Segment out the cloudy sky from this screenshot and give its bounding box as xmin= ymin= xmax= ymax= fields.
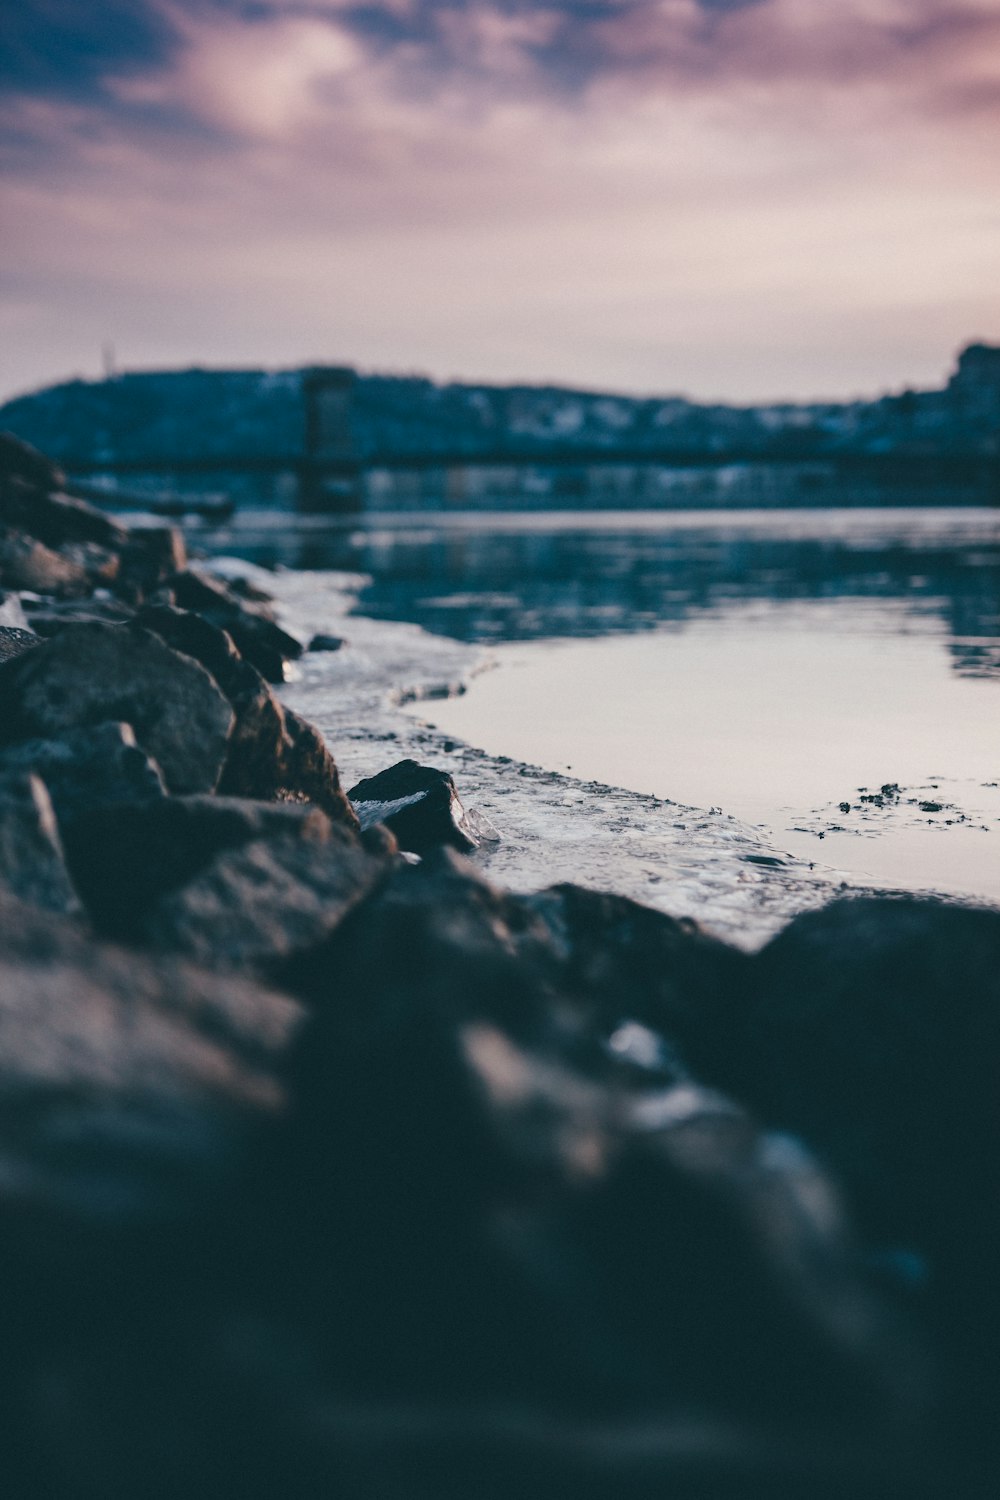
xmin=2 ymin=0 xmax=999 ymax=402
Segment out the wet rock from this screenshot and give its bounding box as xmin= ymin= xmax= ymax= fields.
xmin=60 ymin=538 xmax=121 ymax=589
xmin=145 ymin=829 xmax=390 ymax=971
xmin=0 ymin=622 xmax=234 ymax=794
xmin=0 ymin=527 xmax=92 ymax=597
xmin=281 ymin=708 xmax=360 ymax=831
xmin=62 ymin=794 xmax=333 ymax=937
xmin=134 ymin=605 xmax=288 ymax=801
xmin=0 ymin=721 xmax=167 ymax=823
xmin=349 ymin=759 xmax=478 ymax=854
xmin=0 ymin=624 xmax=39 ymax=663
xmin=0 ymin=773 xmax=79 ymax=913
xmin=308 ymin=633 xmax=344 ymax=652
xmin=168 ymin=567 xmax=303 ymax=682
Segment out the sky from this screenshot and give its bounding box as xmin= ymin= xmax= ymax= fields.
xmin=2 ymin=0 xmax=999 ymax=404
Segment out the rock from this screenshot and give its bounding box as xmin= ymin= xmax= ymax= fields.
xmin=0 ymin=625 xmax=39 ymax=663
xmin=280 ymin=708 xmax=360 ymax=831
xmin=116 ymin=524 xmax=187 ymax=600
xmin=0 ymin=773 xmax=79 ymax=913
xmin=0 ymin=721 xmax=167 ymax=823
xmin=61 ymin=794 xmax=334 ymax=937
xmin=168 ymin=567 xmax=303 ymax=682
xmin=59 ymin=538 xmax=121 ymax=588
xmin=134 ymin=605 xmax=288 ymax=801
xmin=0 ymin=622 xmax=234 ymax=794
xmin=21 ymin=595 xmax=136 ymax=636
xmin=521 ymin=883 xmax=751 ymax=1078
xmin=144 ymin=830 xmax=390 ymax=971
xmin=0 ymin=527 xmax=92 ymax=598
xmin=349 ymin=759 xmax=478 ymax=854
xmin=0 ymin=884 xmax=300 ymax=1235
xmin=0 ymin=429 xmax=64 ymax=492
xmin=308 ymin=633 xmax=344 ymax=652
xmin=0 ymin=469 xmax=128 ymax=552
xmin=275 ymin=857 xmax=925 ymax=1427
xmin=725 ymin=895 xmax=1000 ymax=1411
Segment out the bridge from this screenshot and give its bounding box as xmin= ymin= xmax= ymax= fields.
xmin=61 ymin=366 xmax=1000 ymax=511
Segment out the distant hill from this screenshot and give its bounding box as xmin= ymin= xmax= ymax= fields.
xmin=0 ymin=347 xmax=997 ymax=471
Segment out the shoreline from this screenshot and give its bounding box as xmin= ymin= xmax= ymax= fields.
xmin=244 ymin=560 xmax=895 ymax=950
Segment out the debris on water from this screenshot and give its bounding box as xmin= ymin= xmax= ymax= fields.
xmin=919 ymin=801 xmax=944 ymax=813
xmin=839 ymin=802 xmax=852 ymax=814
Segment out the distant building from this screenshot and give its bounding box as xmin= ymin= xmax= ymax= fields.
xmin=948 ymin=343 xmax=1000 ymax=430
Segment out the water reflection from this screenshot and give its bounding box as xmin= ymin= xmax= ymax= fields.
xmin=200 ymin=507 xmax=1000 ymax=681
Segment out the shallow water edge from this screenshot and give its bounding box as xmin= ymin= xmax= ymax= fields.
xmin=228 ymin=559 xmax=997 ymax=950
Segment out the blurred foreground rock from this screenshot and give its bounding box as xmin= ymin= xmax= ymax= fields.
xmin=0 ymin=433 xmax=996 ymax=1497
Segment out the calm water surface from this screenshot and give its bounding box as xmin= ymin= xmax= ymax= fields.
xmin=206 ymin=506 xmax=1000 ymax=901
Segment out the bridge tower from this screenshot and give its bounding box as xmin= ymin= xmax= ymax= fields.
xmin=299 ymin=365 xmax=361 ymax=512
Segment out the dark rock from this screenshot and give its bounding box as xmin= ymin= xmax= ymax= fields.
xmin=168 ymin=567 xmax=303 ymax=681
xmin=0 ymin=884 xmax=300 ymax=1237
xmin=134 ymin=605 xmax=288 ymax=801
xmin=144 ymin=829 xmax=390 ymax=971
xmin=0 ymin=625 xmax=39 ymax=663
xmin=280 ymin=708 xmax=360 ymax=831
xmin=61 ymin=794 xmax=334 ymax=937
xmin=0 ymin=468 xmax=128 ymax=552
xmin=275 ymin=856 xmax=925 ymax=1429
xmin=116 ymin=525 xmax=187 ymax=600
xmin=0 ymin=527 xmax=92 ymax=597
xmin=308 ymin=633 xmax=344 ymax=652
xmin=349 ymin=759 xmax=478 ymax=854
xmin=59 ymin=538 xmax=121 ymax=588
xmin=0 ymin=429 xmax=63 ymax=492
xmin=520 ymin=883 xmax=751 ymax=1078
xmin=0 ymin=622 xmax=234 ymax=794
xmin=0 ymin=773 xmax=79 ymax=913
xmin=0 ymin=721 xmax=167 ymax=823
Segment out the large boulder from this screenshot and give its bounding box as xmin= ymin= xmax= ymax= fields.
xmin=0 ymin=773 xmax=79 ymax=913
xmin=61 ymin=794 xmax=334 ymax=937
xmin=144 ymin=830 xmax=391 ymax=971
xmin=349 ymin=759 xmax=478 ymax=854
xmin=0 ymin=623 xmax=234 ymax=794
xmin=271 ymin=856 xmax=926 ymax=1434
xmin=0 ymin=721 xmax=167 ymax=823
xmin=134 ymin=605 xmax=288 ymax=800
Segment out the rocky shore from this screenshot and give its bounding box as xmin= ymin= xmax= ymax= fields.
xmin=1 ymin=429 xmax=999 ymax=1497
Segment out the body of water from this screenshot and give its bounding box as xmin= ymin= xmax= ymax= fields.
xmin=203 ymin=505 xmax=1000 ymax=902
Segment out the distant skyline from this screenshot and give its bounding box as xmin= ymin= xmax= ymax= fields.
xmin=3 ymin=2 xmax=999 ymax=405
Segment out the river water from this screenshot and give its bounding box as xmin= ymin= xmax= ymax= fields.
xmin=202 ymin=505 xmax=1000 ymax=903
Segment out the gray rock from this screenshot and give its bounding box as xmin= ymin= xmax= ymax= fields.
xmin=0 ymin=622 xmax=234 ymax=794
xmin=0 ymin=885 xmax=300 ymax=1233
xmin=349 ymin=759 xmax=477 ymax=854
xmin=145 ymin=830 xmax=390 ymax=970
xmin=61 ymin=793 xmax=335 ymax=936
xmin=0 ymin=527 xmax=92 ymax=598
xmin=281 ymin=708 xmax=360 ymax=831
xmin=21 ymin=595 xmax=136 ymax=636
xmin=0 ymin=721 xmax=167 ymax=823
xmin=134 ymin=605 xmax=289 ymax=800
xmin=168 ymin=567 xmax=303 ymax=682
xmin=0 ymin=772 xmax=79 ymax=912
